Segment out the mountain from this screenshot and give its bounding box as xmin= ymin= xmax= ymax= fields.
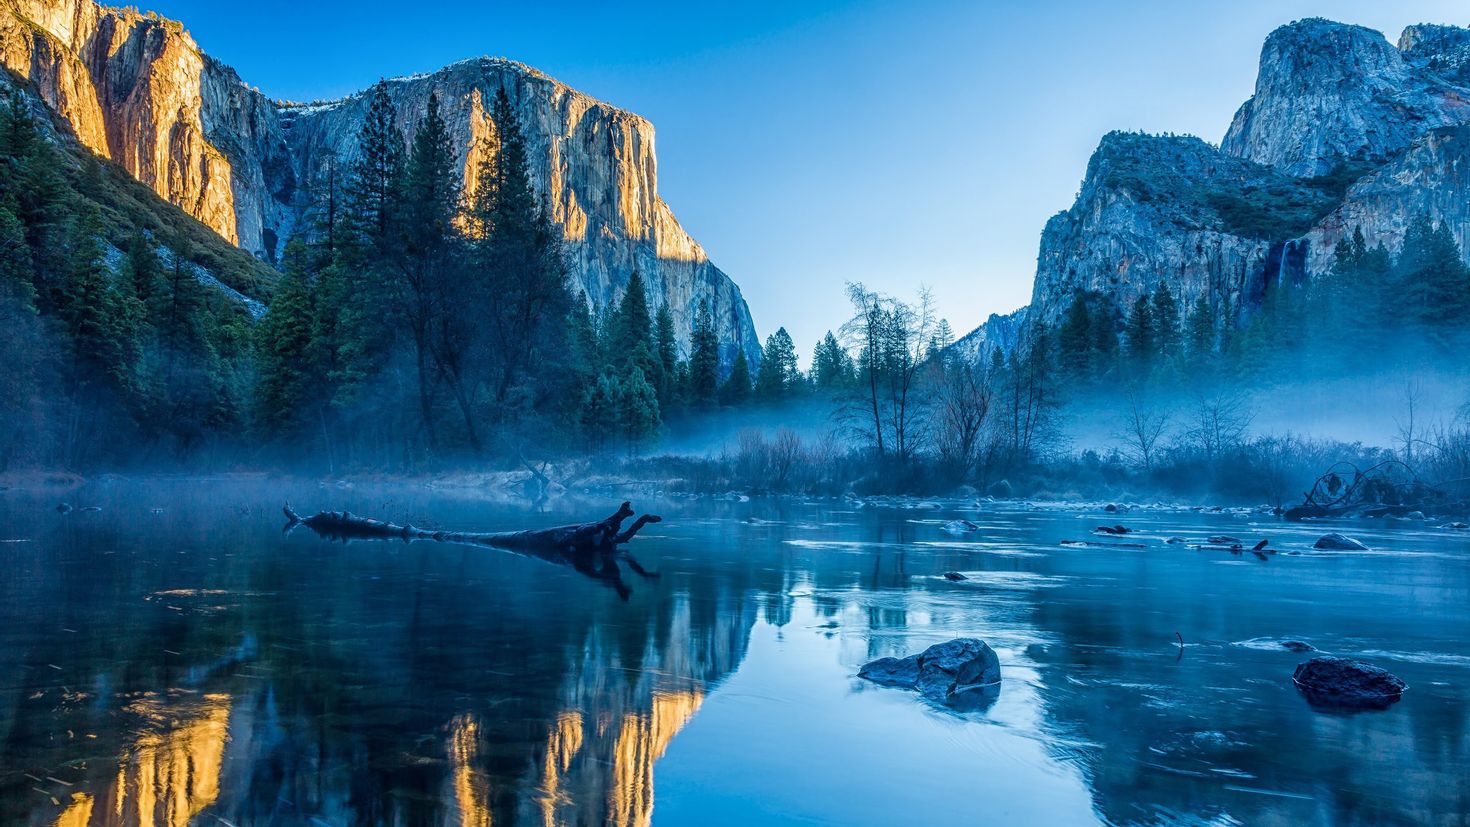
xmin=958 ymin=18 xmax=1470 ymax=357
xmin=0 ymin=0 xmax=760 ymax=366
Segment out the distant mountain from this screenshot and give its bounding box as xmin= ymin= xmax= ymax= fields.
xmin=959 ymin=18 xmax=1470 ymax=357
xmin=0 ymin=0 xmax=760 ymax=366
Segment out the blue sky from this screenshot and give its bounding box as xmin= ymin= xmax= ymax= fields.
xmin=151 ymin=0 xmax=1466 ymax=359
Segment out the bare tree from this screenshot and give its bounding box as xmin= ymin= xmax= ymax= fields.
xmin=997 ymin=326 xmax=1061 ymax=466
xmin=932 ymin=356 xmax=995 ymax=480
xmin=1394 ymin=380 xmax=1423 ymax=466
xmin=1113 ymin=392 xmax=1171 ymax=470
xmin=839 ymin=283 xmax=938 ymax=463
xmin=1180 ymin=391 xmax=1253 ymax=461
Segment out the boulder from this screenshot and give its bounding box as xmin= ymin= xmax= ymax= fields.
xmin=1293 ymin=656 xmax=1406 ymax=710
xmin=1313 ymin=533 xmax=1370 ymax=551
xmin=859 ymin=638 xmax=1001 ymax=701
xmin=857 ymin=655 xmax=921 ymax=688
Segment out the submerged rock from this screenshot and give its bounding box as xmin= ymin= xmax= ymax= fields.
xmin=942 ymin=519 xmax=980 ymax=533
xmin=1094 ymin=524 xmax=1132 ymax=535
xmin=55 ymin=502 xmax=72 ymax=514
xmin=1293 ymin=656 xmax=1406 ymax=710
xmin=942 ymin=571 xmax=968 ymax=581
xmin=859 ymin=638 xmax=1001 ymax=701
xmin=1313 ymin=533 xmax=1371 ymax=551
xmin=1281 ymin=640 xmax=1315 ymax=653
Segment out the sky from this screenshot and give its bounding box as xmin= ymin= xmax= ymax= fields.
xmin=148 ymin=0 xmax=1467 ymax=361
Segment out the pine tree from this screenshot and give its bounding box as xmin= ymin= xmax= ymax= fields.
xmin=1124 ymin=294 xmax=1155 ymax=377
xmin=580 ymin=372 xmax=620 ymax=453
xmin=1151 ymin=283 xmax=1181 ymax=367
xmin=1057 ymin=292 xmax=1093 ymax=379
xmin=811 ymin=330 xmax=852 ymax=390
xmin=720 ymin=350 xmax=752 ymax=406
xmin=0 ymin=199 xmax=35 ymax=306
xmin=654 ymin=302 xmax=679 ymax=407
xmin=925 ymin=319 xmax=954 ymax=362
xmin=756 ymin=327 xmax=799 ymax=400
xmin=610 ymin=269 xmax=660 ymax=384
xmin=687 ymin=301 xmax=720 ymax=406
xmin=474 ymin=85 xmax=575 ymax=411
xmin=401 ymin=91 xmax=463 ymax=447
xmin=345 ymin=81 xmax=404 ymax=248
xmin=1186 ymin=293 xmax=1215 ymax=365
xmin=618 ymin=366 xmax=660 ymax=456
xmin=2 ymin=96 xmax=69 ymax=308
xmin=60 ymin=207 xmax=137 ymax=396
xmin=1091 ymin=302 xmax=1121 ymax=379
xmin=1398 ymin=216 xmax=1469 ymax=340
xmin=122 ymin=231 xmax=162 ymax=310
xmin=255 ymin=239 xmax=318 ymax=435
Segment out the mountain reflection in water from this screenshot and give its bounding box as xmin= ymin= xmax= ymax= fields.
xmin=1 ymin=479 xmax=1467 ymax=825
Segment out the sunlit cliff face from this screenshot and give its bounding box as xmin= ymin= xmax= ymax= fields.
xmin=0 ymin=0 xmax=763 ymax=365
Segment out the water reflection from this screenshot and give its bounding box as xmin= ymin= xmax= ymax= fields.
xmin=0 ymin=482 xmax=1467 ymax=825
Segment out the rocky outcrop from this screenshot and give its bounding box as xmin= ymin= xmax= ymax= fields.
xmin=959 ymin=19 xmax=1470 ymax=356
xmin=0 ymin=0 xmax=760 ymax=366
xmin=1024 ymin=132 xmax=1338 ymax=332
xmin=1222 ymin=18 xmax=1470 ymax=177
xmin=1297 ymin=125 xmax=1470 ymax=276
xmin=859 ymin=637 xmax=1001 ymax=701
xmin=2 ymin=0 xmax=244 ymax=242
xmin=1292 ymin=656 xmax=1406 ymax=710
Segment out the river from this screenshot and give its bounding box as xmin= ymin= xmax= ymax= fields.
xmin=1 ymin=478 xmax=1467 ymax=825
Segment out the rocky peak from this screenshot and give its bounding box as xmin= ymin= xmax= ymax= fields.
xmin=1399 ymin=24 xmax=1470 ymax=85
xmin=1222 ymin=18 xmax=1470 ymax=176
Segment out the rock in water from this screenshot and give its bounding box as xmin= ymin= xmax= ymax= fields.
xmin=859 ymin=638 xmax=1001 ymax=701
xmin=942 ymin=520 xmax=980 ymax=533
xmin=1313 ymin=533 xmax=1371 ymax=551
xmin=1281 ymin=640 xmax=1315 ymax=653
xmin=1293 ymin=656 xmax=1406 ymax=710
xmin=858 ymin=656 xmax=921 ymax=689
xmin=55 ymin=502 xmax=72 ymax=514
xmin=942 ymin=571 xmax=968 ymax=581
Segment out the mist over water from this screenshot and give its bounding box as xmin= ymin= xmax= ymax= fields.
xmin=3 ymin=478 xmax=1468 ymax=825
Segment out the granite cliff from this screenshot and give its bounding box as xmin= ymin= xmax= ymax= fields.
xmin=959 ymin=18 xmax=1470 ymax=357
xmin=0 ymin=0 xmax=760 ymax=365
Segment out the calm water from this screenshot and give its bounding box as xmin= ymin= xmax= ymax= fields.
xmin=1 ymin=479 xmax=1468 ymax=826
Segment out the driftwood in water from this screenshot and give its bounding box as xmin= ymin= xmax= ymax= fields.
xmin=283 ymin=501 xmax=663 ymax=599
xmin=1284 ymin=460 xmax=1465 ymax=521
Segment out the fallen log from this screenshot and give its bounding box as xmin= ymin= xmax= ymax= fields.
xmin=1284 ymin=460 xmax=1465 ymax=521
xmin=283 ymin=501 xmax=663 ymax=599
